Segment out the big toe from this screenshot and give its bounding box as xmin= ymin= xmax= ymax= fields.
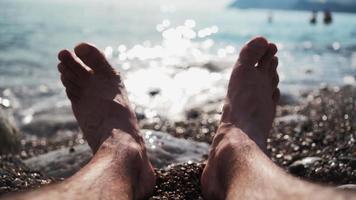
xmin=238 ymin=37 xmax=269 ymax=67
xmin=58 ymin=50 xmax=91 ymax=79
xmin=259 ymin=43 xmax=278 ymax=70
xmin=74 ymin=43 xmax=115 ymax=76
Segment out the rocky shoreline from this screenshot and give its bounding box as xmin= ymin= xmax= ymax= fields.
xmin=0 ymin=85 xmax=356 ymax=199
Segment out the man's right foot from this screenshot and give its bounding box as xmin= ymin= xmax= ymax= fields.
xmin=201 ymin=37 xmax=280 ymax=200
xmin=221 ymin=37 xmax=279 ymax=150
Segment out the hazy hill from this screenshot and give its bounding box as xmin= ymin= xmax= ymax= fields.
xmin=230 ymin=0 xmax=356 ymax=13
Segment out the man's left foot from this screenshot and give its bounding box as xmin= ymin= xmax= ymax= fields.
xmin=58 ymin=43 xmax=155 ymax=199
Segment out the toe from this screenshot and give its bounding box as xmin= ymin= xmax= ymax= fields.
xmin=65 ymin=88 xmax=80 ymax=102
xmin=58 ymin=50 xmax=92 ymax=78
xmin=60 ymin=75 xmax=80 ymax=90
xmin=58 ymin=63 xmax=82 ymax=86
xmin=238 ymin=37 xmax=269 ymax=67
xmin=272 ymin=88 xmax=280 ymax=102
xmin=272 ymin=74 xmax=279 ymax=89
xmin=258 ymin=43 xmax=278 ymax=70
xmin=269 ymin=56 xmax=278 ymax=75
xmin=269 ymin=57 xmax=279 ymax=88
xmin=74 ymin=43 xmax=116 ymax=76
xmin=61 ymin=75 xmax=81 ymax=101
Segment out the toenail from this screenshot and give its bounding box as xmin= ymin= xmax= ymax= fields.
xmin=76 ymin=44 xmax=92 ymax=56
xmin=249 ymin=37 xmax=268 ymax=48
xmin=58 ymin=50 xmax=71 ymax=61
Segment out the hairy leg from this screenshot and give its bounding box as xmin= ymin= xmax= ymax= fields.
xmin=2 ymin=43 xmax=155 ymax=200
xmin=201 ymin=37 xmax=356 ymax=200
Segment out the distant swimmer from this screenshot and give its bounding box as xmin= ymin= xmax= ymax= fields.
xmin=324 ymin=9 xmax=333 ymax=25
xmin=310 ymin=10 xmax=317 ymax=25
xmin=268 ymin=11 xmax=273 ymax=23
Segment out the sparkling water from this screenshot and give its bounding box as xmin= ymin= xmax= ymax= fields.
xmin=1 ymin=0 xmax=356 ymax=121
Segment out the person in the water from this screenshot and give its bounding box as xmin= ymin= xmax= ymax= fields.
xmin=310 ymin=10 xmax=317 ymax=25
xmin=324 ymin=9 xmax=333 ymax=25
xmin=3 ymin=37 xmax=355 ymax=200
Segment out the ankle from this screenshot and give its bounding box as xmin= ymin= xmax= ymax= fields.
xmin=213 ymin=124 xmax=257 ymax=176
xmin=96 ymin=129 xmax=145 ymax=160
xmin=202 ymin=124 xmax=258 ymax=199
xmin=216 ymin=122 xmax=267 ymax=152
xmin=213 ymin=123 xmax=255 ymax=150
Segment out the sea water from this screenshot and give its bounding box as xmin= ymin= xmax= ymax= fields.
xmin=1 ymin=0 xmax=356 ymax=123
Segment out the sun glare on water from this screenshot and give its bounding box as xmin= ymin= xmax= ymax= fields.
xmin=101 ymin=19 xmax=237 ymax=119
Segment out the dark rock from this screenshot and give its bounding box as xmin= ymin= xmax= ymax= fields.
xmin=0 ymin=108 xmax=21 ymax=154
xmin=305 ymin=69 xmax=313 ymax=74
xmin=186 ymin=109 xmax=201 ymax=119
xmin=339 ymin=157 xmax=356 ymax=169
xmin=202 ymin=62 xmax=221 ymax=72
xmin=278 ymin=93 xmax=300 ymax=105
xmin=289 ymin=157 xmax=322 ymax=175
xmin=148 ymin=89 xmax=161 ymax=97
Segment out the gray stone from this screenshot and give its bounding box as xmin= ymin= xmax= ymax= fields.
xmin=337 ymin=184 xmax=356 ymax=192
xmin=21 ymin=115 xmax=78 ymax=137
xmin=18 ymin=104 xmax=77 ymax=136
xmin=288 ymin=157 xmax=322 ymax=175
xmin=202 ymin=62 xmax=223 ymax=72
xmin=275 ymin=114 xmax=308 ymax=125
xmin=0 ymin=108 xmax=21 ymax=154
xmin=279 ymin=93 xmax=300 ymax=105
xmin=24 ymin=130 xmax=209 ymax=178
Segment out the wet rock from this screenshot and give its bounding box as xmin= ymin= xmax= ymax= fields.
xmin=275 ymin=114 xmax=308 ymax=125
xmin=337 ymin=184 xmax=356 ymax=192
xmin=305 ymin=69 xmax=313 ymax=74
xmin=202 ymin=62 xmax=222 ymax=72
xmin=278 ymin=93 xmax=299 ymax=105
xmin=24 ymin=144 xmax=91 ymax=178
xmin=143 ymin=130 xmax=209 ymax=167
xmin=186 ymin=109 xmax=201 ymax=119
xmin=288 ymin=157 xmax=322 ymax=175
xmin=24 ymin=130 xmax=209 ymax=178
xmin=148 ymin=89 xmax=161 ymax=97
xmin=21 ymin=115 xmax=78 ymax=137
xmin=0 ymin=108 xmax=21 ymax=154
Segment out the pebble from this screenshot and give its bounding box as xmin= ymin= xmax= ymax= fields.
xmin=289 ymin=157 xmax=322 ymax=175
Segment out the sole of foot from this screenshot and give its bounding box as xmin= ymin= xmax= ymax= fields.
xmin=58 ymin=43 xmax=155 ymax=199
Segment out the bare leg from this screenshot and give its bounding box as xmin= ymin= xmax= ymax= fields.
xmin=3 ymin=43 xmax=155 ymax=200
xmin=201 ymin=37 xmax=356 ymax=200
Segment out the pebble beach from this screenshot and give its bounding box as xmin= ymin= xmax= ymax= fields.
xmin=1 ymin=0 xmax=356 ymax=198
xmin=1 ymin=85 xmax=356 ymax=199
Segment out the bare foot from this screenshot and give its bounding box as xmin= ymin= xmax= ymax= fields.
xmin=57 ymin=43 xmax=155 ymax=199
xmin=201 ymin=37 xmax=280 ymax=199
xmin=58 ymin=43 xmax=139 ymax=152
xmin=221 ymin=37 xmax=279 ymax=150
